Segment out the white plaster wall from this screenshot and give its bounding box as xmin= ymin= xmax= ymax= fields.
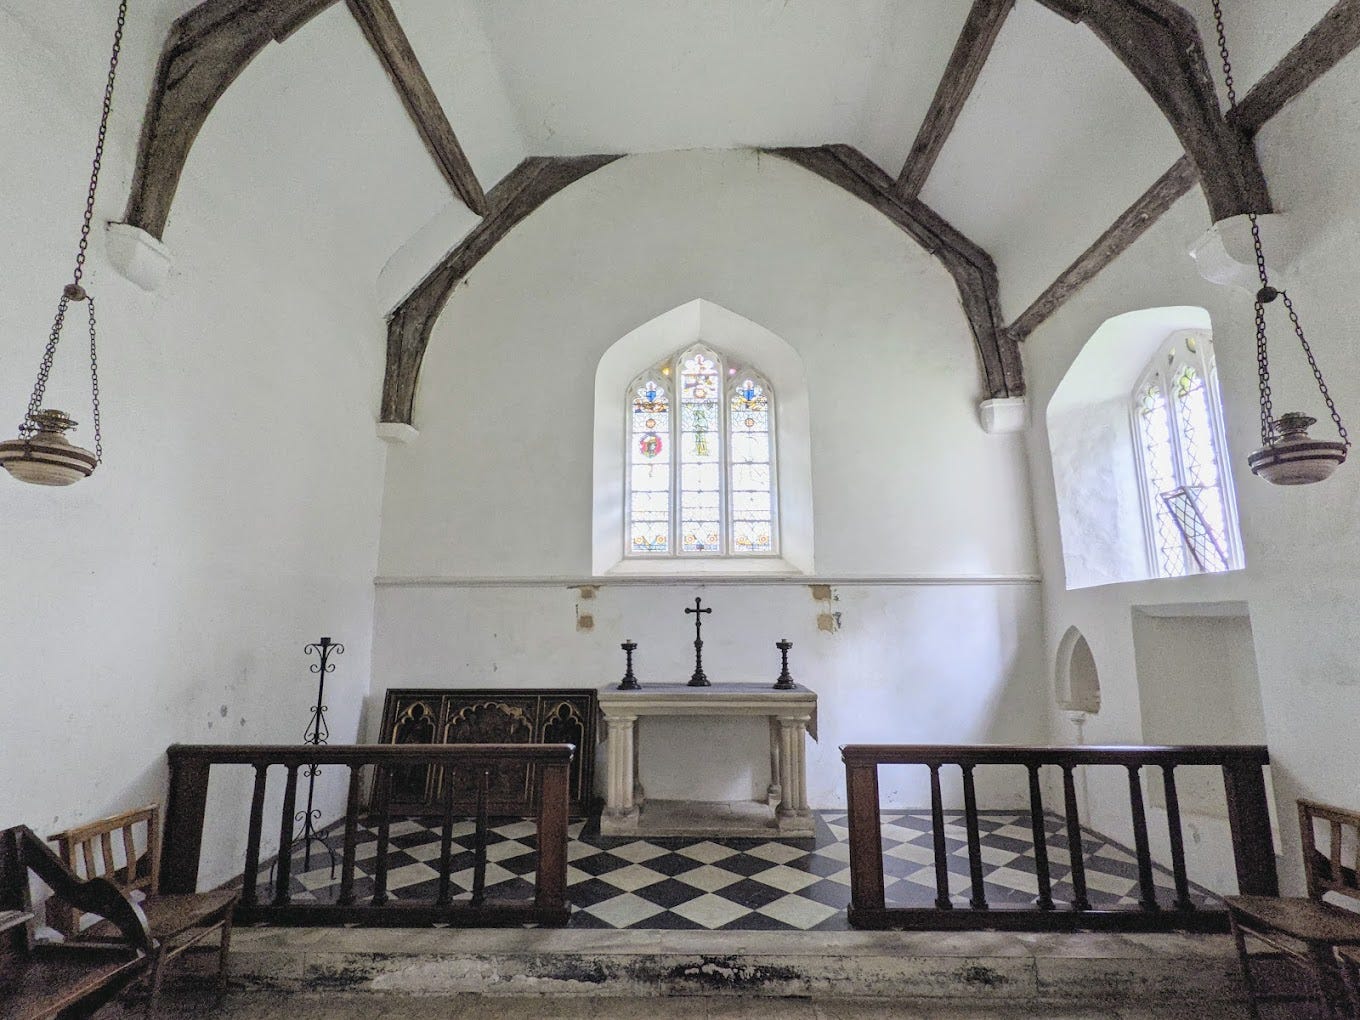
xmin=1022 ymin=50 xmax=1360 ymax=893
xmin=376 ymin=149 xmax=1044 ymax=807
xmin=0 ymin=7 xmax=440 ymax=888
xmin=380 ymin=149 xmax=1037 ymax=579
xmin=1048 ymin=399 xmax=1148 ymax=589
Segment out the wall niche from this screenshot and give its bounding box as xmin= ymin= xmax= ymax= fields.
xmin=1055 ymin=625 xmax=1101 ymax=715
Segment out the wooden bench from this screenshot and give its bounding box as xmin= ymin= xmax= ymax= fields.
xmin=47 ymin=805 xmax=238 ymax=1018
xmin=1226 ymin=799 xmax=1360 ymax=1018
xmin=1 ymin=824 xmax=154 ymax=1020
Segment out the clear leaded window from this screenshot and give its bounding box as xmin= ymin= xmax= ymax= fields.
xmin=627 ymin=346 xmax=777 ymax=558
xmin=1132 ymin=331 xmax=1241 ymax=578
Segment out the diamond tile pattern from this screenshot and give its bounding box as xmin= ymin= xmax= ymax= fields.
xmin=260 ymin=811 xmax=1214 ymax=930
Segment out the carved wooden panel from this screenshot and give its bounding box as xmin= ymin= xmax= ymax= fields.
xmin=375 ymin=689 xmax=597 ymax=817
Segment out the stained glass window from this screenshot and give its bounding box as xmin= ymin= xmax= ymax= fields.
xmin=1132 ymin=332 xmax=1240 ymax=578
xmin=679 ymin=351 xmax=722 ymax=553
xmin=730 ymin=377 xmax=774 ymax=553
xmin=624 ymin=348 xmax=778 ymax=559
xmin=629 ymin=377 xmax=670 ymax=555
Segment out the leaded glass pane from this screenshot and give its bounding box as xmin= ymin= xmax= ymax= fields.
xmin=629 ymin=378 xmax=670 ymax=554
xmin=679 ymin=352 xmax=722 ymax=553
xmin=729 ymin=378 xmax=774 ymax=553
xmin=1137 ymin=378 xmax=1185 ymax=578
xmin=1173 ymin=366 xmax=1230 ymax=571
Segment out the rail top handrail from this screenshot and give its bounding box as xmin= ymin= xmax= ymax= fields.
xmin=166 ymin=742 xmax=576 ymax=766
xmin=841 ymin=743 xmax=1269 ymax=767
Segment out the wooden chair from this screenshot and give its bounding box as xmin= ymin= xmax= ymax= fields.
xmin=46 ymin=805 xmax=238 ymax=1018
xmin=1226 ymin=799 xmax=1360 ymax=1019
xmin=1 ymin=824 xmax=154 ymax=1020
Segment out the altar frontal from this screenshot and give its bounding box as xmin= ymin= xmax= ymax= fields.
xmin=599 ymin=597 xmax=817 ymax=837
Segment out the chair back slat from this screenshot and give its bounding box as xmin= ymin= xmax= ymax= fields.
xmin=1299 ymin=799 xmax=1360 ymax=905
xmin=45 ymin=805 xmax=161 ymax=935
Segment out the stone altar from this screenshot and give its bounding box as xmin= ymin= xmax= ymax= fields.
xmin=597 ymin=682 xmax=817 ymax=837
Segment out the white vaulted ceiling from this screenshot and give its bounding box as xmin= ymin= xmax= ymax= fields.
xmin=36 ymin=0 xmax=1328 ymax=323
xmin=461 ymin=0 xmax=972 ymax=169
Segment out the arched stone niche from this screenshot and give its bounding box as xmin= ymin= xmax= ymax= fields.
xmin=592 ymin=298 xmax=814 ymax=576
xmin=1055 ymin=625 xmax=1101 ymax=715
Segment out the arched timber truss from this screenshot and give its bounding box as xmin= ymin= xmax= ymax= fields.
xmin=115 ymin=0 xmax=1360 ymax=424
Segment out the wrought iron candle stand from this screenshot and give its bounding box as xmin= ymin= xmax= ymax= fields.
xmin=294 ymin=637 xmax=344 ymax=877
xmin=618 ymin=640 xmax=641 ymax=690
xmin=773 ymin=639 xmax=795 ymax=690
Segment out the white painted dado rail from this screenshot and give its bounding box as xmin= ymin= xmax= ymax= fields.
xmin=374 ymin=574 xmax=1042 ymax=588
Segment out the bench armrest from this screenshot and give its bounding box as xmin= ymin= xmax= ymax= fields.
xmin=15 ymin=827 xmax=154 ymax=954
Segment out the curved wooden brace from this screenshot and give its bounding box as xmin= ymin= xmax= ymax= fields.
xmin=1034 ymin=0 xmax=1271 ymax=221
xmin=380 ymin=146 xmax=1023 ymax=424
xmin=767 ymin=145 xmax=1024 ymax=400
xmin=381 ymin=155 xmax=624 ymax=424
xmin=123 ymin=0 xmax=342 ymax=240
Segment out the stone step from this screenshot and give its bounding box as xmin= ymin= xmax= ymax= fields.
xmin=225 ymin=927 xmax=1248 ymax=1006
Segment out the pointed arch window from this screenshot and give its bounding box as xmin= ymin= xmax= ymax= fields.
xmin=626 ymin=345 xmax=778 ymax=558
xmin=1131 ymin=330 xmax=1242 ymax=577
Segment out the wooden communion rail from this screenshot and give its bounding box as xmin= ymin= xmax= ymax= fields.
xmin=162 ymin=743 xmax=574 ymax=927
xmin=843 ymin=744 xmax=1276 ymax=932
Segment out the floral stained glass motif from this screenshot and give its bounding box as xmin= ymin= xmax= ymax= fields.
xmin=730 ymin=378 xmax=774 ymax=553
xmin=679 ymin=352 xmax=721 ymax=552
xmin=1137 ymin=381 xmax=1185 ymax=577
xmin=629 ymin=379 xmax=670 ymax=554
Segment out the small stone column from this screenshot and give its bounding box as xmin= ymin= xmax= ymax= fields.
xmin=602 ymin=714 xmax=639 ymax=833
xmin=775 ymin=714 xmax=813 ymax=834
xmin=767 ymin=716 xmax=782 ymax=807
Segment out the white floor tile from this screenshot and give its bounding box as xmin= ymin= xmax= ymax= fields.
xmin=669 ymin=892 xmax=749 ymax=928
xmin=584 ymin=892 xmax=666 ymax=927
xmin=757 ymin=893 xmax=840 ymax=928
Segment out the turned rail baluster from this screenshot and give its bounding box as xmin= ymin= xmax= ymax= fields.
xmin=961 ymin=764 xmax=988 ymax=910
xmin=437 ymin=766 xmax=458 ymax=908
xmin=1027 ymin=763 xmax=1054 ymax=911
xmin=272 ymin=764 xmax=298 ymax=906
xmin=928 ymin=763 xmax=952 ymax=910
xmin=371 ymin=766 xmax=392 ymax=907
xmin=1126 ymin=764 xmax=1160 ymax=910
xmin=1161 ymin=765 xmax=1193 ymax=911
xmin=337 ymin=765 xmax=362 ymax=906
xmin=1061 ymin=764 xmax=1090 ymax=912
xmin=241 ymin=763 xmax=268 ymax=907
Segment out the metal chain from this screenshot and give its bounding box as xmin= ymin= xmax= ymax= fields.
xmin=18 ymin=0 xmax=126 ymax=458
xmin=22 ymin=297 xmax=71 ymax=438
xmin=1212 ymin=0 xmax=1349 ymax=449
xmin=1281 ymin=290 xmax=1350 ymax=448
xmin=87 ymin=295 xmax=104 ymax=462
xmin=1253 ymin=296 xmax=1273 ymax=445
xmin=1211 ymin=0 xmax=1238 ymax=112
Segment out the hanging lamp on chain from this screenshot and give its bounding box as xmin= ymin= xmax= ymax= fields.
xmin=1210 ymin=0 xmax=1349 ymax=485
xmin=0 ymin=1 xmax=127 ymax=487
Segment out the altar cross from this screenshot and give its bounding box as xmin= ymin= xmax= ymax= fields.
xmin=685 ymin=596 xmax=712 ymax=687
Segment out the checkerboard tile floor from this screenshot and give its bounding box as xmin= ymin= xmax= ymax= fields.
xmin=264 ymin=810 xmax=1216 ymax=930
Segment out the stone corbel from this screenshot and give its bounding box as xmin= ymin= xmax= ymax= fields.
xmin=1189 ymin=213 xmax=1299 ymax=293
xmin=377 ymin=422 xmax=419 ymax=444
xmin=105 ymin=222 xmax=172 ymax=292
xmin=978 ymin=396 xmax=1028 ymax=434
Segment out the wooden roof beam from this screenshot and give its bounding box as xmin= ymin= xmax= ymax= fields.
xmin=1035 ymin=0 xmax=1270 ymax=222
xmin=1010 ymin=0 xmax=1360 ymax=341
xmin=896 ymin=0 xmax=1014 ymax=201
xmin=381 ymin=156 xmax=622 ymax=424
xmin=769 ymin=145 xmax=1023 ymax=401
xmin=346 ymin=0 xmax=488 ymax=216
xmin=123 ymin=0 xmax=341 ymax=240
